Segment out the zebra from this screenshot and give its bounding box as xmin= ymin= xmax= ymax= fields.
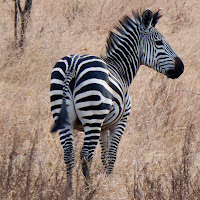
xmin=50 ymin=9 xmax=184 ymax=189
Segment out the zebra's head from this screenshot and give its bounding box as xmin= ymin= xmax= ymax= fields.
xmin=139 ymin=9 xmax=184 ymax=79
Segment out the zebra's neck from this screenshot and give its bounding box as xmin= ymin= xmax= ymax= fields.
xmin=102 ymin=18 xmax=141 ymax=86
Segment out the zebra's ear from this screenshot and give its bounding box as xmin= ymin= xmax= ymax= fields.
xmin=141 ymin=9 xmax=153 ymax=29
xmin=152 ymin=9 xmax=162 ymax=27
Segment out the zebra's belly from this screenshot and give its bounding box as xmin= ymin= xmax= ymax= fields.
xmin=73 ymin=106 xmax=124 ymax=132
xmin=102 ymin=108 xmax=124 ymax=130
xmin=73 ymin=121 xmax=121 ymax=132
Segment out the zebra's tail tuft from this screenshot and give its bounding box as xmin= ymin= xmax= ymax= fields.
xmin=50 ymin=100 xmax=69 ymax=133
xmin=50 ymin=122 xmax=60 ymax=133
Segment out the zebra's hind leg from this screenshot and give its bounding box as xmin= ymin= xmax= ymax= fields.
xmin=59 ymin=127 xmax=75 ymax=190
xmin=100 ymin=130 xmax=109 ymax=169
xmin=80 ymin=127 xmax=101 ymax=182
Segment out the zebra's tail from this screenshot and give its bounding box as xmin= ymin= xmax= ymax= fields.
xmin=50 ymin=68 xmax=75 ymax=133
xmin=51 ymin=100 xmax=69 ymax=133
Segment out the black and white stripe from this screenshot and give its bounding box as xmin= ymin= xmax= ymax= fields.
xmin=50 ymin=9 xmax=184 ymax=189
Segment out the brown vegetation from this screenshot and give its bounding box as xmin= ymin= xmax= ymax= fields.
xmin=0 ymin=0 xmax=200 ymax=199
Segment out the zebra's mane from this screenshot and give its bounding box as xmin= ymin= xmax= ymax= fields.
xmin=105 ymin=11 xmax=140 ymax=56
xmin=105 ymin=10 xmax=162 ymax=56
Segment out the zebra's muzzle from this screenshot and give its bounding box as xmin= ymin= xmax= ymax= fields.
xmin=166 ymin=57 xmax=184 ymax=79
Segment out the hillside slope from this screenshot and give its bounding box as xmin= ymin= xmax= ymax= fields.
xmin=0 ymin=0 xmax=200 ymax=199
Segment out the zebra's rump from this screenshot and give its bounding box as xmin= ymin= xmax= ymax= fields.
xmin=50 ymin=54 xmax=127 ymax=132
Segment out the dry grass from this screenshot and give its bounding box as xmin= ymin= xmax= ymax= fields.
xmin=0 ymin=0 xmax=200 ymax=199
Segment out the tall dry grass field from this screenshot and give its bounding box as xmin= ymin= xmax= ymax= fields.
xmin=0 ymin=0 xmax=200 ymax=199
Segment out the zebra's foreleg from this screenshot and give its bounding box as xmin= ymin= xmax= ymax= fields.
xmin=100 ymin=130 xmax=109 ymax=169
xmin=106 ymin=117 xmax=128 ymax=175
xmin=106 ymin=129 xmax=122 ymax=175
xmin=80 ymin=127 xmax=101 ymax=181
xmin=59 ymin=127 xmax=75 ymax=189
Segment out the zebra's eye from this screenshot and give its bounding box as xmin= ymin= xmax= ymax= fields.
xmin=155 ymin=40 xmax=163 ymax=45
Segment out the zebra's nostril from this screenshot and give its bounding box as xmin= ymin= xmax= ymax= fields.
xmin=166 ymin=57 xmax=184 ymax=79
xmin=175 ymin=57 xmax=184 ymax=74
